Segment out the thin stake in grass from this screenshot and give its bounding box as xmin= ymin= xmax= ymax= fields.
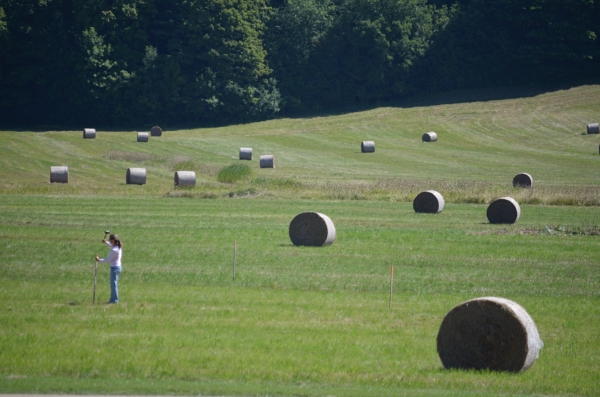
xmin=389 ymin=265 xmax=394 ymax=309
xmin=93 ymin=258 xmax=97 ymax=305
xmin=233 ymin=241 xmax=237 ymax=280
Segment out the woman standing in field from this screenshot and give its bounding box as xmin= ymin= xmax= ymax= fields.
xmin=95 ymin=234 xmax=123 ymax=304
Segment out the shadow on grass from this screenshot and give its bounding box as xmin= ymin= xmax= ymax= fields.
xmin=3 ymin=81 xmax=598 ymax=132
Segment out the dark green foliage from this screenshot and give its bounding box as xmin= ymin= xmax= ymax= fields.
xmin=265 ymin=0 xmax=335 ymax=111
xmin=313 ymin=0 xmax=449 ymax=105
xmin=266 ymin=0 xmax=450 ymax=111
xmin=0 ymin=0 xmax=599 ymax=125
xmin=413 ymin=0 xmax=600 ymax=92
xmin=0 ymin=0 xmax=276 ymax=126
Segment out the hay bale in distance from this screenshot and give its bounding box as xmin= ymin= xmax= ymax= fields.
xmin=150 ymin=126 xmax=163 ymax=137
xmin=487 ymin=197 xmax=520 ymax=224
xmin=126 ymin=168 xmax=147 ymax=185
xmin=289 ymin=212 xmax=336 ymax=247
xmin=361 ymin=141 xmax=375 ymax=153
xmin=437 ymin=296 xmax=543 ymax=373
xmin=260 ymin=154 xmax=274 ymax=168
xmin=512 ymin=173 xmax=533 ymax=188
xmin=413 ymin=190 xmax=445 ymax=213
xmin=174 ymin=171 xmax=196 ymax=188
xmin=422 ymin=132 xmax=438 ymax=142
xmin=587 ymin=123 xmax=599 ymax=134
xmin=83 ymin=128 xmax=96 ymax=139
xmin=50 ymin=166 xmax=68 ymax=183
xmin=137 ymin=132 xmax=149 ymax=142
xmin=239 ymin=147 xmax=253 ymax=160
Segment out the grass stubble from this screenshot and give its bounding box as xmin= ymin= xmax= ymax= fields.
xmin=0 ymin=85 xmax=599 ymax=396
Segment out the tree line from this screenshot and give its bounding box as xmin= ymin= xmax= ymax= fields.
xmin=0 ymin=0 xmax=598 ymax=127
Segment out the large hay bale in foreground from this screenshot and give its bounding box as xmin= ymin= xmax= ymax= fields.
xmin=413 ymin=190 xmax=445 ymax=213
xmin=174 ymin=171 xmax=196 ymax=188
xmin=83 ymin=128 xmax=96 ymax=139
xmin=260 ymin=154 xmax=274 ymax=168
xmin=437 ymin=297 xmax=543 ymax=373
xmin=239 ymin=147 xmax=253 ymax=160
xmin=422 ymin=132 xmax=438 ymax=142
xmin=361 ymin=141 xmax=375 ymax=153
xmin=126 ymin=168 xmax=147 ymax=185
xmin=487 ymin=197 xmax=520 ymax=224
xmin=587 ymin=123 xmax=599 ymax=134
xmin=512 ymin=173 xmax=533 ymax=188
xmin=150 ymin=126 xmax=163 ymax=137
xmin=289 ymin=212 xmax=336 ymax=247
xmin=50 ymin=166 xmax=68 ymax=183
xmin=137 ymin=132 xmax=149 ymax=142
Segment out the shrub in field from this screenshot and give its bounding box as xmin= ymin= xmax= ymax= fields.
xmin=217 ymin=163 xmax=252 ymax=183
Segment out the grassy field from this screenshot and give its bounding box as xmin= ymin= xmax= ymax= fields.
xmin=1 ymin=85 xmax=600 ymax=204
xmin=0 ymin=85 xmax=599 ymax=396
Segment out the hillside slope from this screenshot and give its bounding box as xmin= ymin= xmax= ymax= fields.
xmin=1 ymin=85 xmax=599 ymax=204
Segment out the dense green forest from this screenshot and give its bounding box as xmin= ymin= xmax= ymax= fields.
xmin=0 ymin=0 xmax=599 ymax=127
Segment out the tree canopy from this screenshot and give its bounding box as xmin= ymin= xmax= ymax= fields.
xmin=0 ymin=0 xmax=598 ymax=126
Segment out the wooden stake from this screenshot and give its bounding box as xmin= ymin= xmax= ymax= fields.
xmin=389 ymin=265 xmax=394 ymax=309
xmin=233 ymin=241 xmax=237 ymax=280
xmin=93 ymin=259 xmax=98 ymax=305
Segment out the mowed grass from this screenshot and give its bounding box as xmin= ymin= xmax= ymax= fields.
xmin=1 ymin=85 xmax=600 ymax=204
xmin=0 ymin=85 xmax=600 ymax=396
xmin=0 ymin=196 xmax=599 ymax=396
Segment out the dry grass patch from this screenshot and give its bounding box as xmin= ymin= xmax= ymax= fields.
xmin=105 ymin=150 xmax=165 ymax=164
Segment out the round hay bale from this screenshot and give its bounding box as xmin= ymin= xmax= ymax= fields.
xmin=126 ymin=168 xmax=147 ymax=185
xmin=260 ymin=154 xmax=274 ymax=168
xmin=289 ymin=212 xmax=336 ymax=247
xmin=174 ymin=171 xmax=196 ymax=188
xmin=239 ymin=147 xmax=253 ymax=160
xmin=587 ymin=123 xmax=599 ymax=134
xmin=361 ymin=141 xmax=375 ymax=153
xmin=487 ymin=197 xmax=520 ymax=224
xmin=150 ymin=126 xmax=163 ymax=137
xmin=413 ymin=190 xmax=444 ymax=213
xmin=422 ymin=132 xmax=438 ymax=142
xmin=512 ymin=173 xmax=533 ymax=188
xmin=437 ymin=297 xmax=543 ymax=373
xmin=137 ymin=132 xmax=149 ymax=142
xmin=50 ymin=166 xmax=68 ymax=183
xmin=83 ymin=128 xmax=96 ymax=139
